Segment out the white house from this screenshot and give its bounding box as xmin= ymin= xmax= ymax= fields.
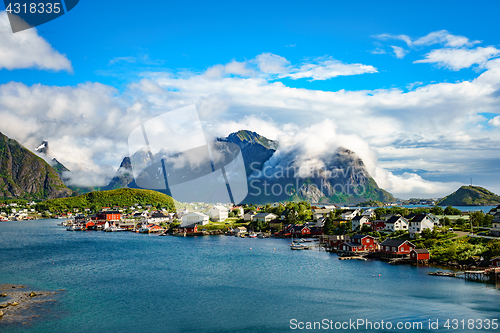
xmin=341 ymin=209 xmax=360 ymax=220
xmin=208 ymin=205 xmax=229 ymax=222
xmin=234 ymin=226 xmax=247 ymax=234
xmin=383 ymin=215 xmax=408 ymax=232
xmin=409 ymin=214 xmax=435 ymax=238
xmin=180 ymin=212 xmax=209 ymax=227
xmin=361 ymin=209 xmax=375 ymax=219
xmin=244 ymin=211 xmax=256 ymax=221
xmin=490 ymin=216 xmax=500 ymax=237
xmin=254 ymin=213 xmax=277 ymax=223
xmin=312 ymin=208 xmax=333 ymax=220
xmin=148 ymin=212 xmax=170 ymax=224
xmin=351 ymin=215 xmax=370 ymax=230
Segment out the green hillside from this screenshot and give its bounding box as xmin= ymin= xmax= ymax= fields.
xmin=437 ymin=185 xmax=500 ymax=206
xmin=36 ymin=188 xmax=177 ymax=213
xmin=0 ymin=132 xmax=73 ymax=199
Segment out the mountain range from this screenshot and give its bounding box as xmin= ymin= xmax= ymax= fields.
xmin=2 ymin=130 xmax=396 ymax=204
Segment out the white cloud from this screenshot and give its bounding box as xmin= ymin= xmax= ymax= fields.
xmin=205 ymin=60 xmax=254 ymax=79
xmin=286 ymin=59 xmax=378 ymax=81
xmin=412 ymin=30 xmax=480 ymax=48
xmin=489 ymin=115 xmax=500 ymax=127
xmin=414 ymin=46 xmax=500 ymax=70
xmin=375 ymin=30 xmax=479 ymax=48
xmin=0 ymin=11 xmax=72 ymax=72
xmin=374 ymin=33 xmax=412 ymax=46
xmin=391 ymin=46 xmax=408 ymax=59
xmin=254 ymin=53 xmax=290 ymax=74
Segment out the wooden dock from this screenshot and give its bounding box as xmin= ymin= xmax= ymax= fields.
xmin=463 ymin=268 xmax=500 ymax=282
xmin=339 ymin=256 xmax=367 ymax=261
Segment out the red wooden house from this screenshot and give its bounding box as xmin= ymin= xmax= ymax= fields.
xmin=85 ymin=221 xmax=95 ymax=230
xmin=491 ymin=257 xmax=500 ymax=267
xmin=371 ymin=220 xmax=386 ymax=232
xmin=179 ymin=224 xmax=198 ymax=233
xmin=323 ymin=235 xmax=350 ymax=249
xmin=339 ymin=235 xmax=377 ymax=252
xmin=291 ymin=225 xmax=311 ymax=236
xmin=92 ymin=211 xmax=121 ymax=222
xmin=380 ymin=239 xmax=415 ymax=256
xmin=410 ymin=248 xmax=430 ymax=261
xmin=309 ymin=227 xmax=324 ymax=236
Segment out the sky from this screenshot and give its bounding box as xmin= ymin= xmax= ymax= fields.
xmin=1 ymin=0 xmax=500 ymax=199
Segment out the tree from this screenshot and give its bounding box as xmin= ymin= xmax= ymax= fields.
xmin=323 ymin=211 xmax=335 ymax=235
xmin=430 ymin=206 xmax=444 ymax=215
xmin=470 ymin=211 xmax=485 ymax=227
xmin=440 ymin=216 xmax=450 ymax=226
xmin=361 ymin=224 xmax=371 ymax=233
xmin=374 ymin=207 xmax=387 ymax=220
xmin=444 ymin=206 xmax=461 ymax=216
xmin=421 ymin=228 xmax=432 ymax=239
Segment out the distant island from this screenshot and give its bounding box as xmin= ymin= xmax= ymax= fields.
xmin=437 ymin=185 xmax=500 ymax=206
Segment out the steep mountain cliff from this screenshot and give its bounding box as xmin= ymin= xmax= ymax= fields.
xmin=0 ymin=132 xmax=73 ymax=199
xmin=101 ymin=157 xmax=134 ymax=191
xmin=218 ymin=130 xmax=277 ymax=177
xmin=437 ymin=186 xmax=500 ymax=206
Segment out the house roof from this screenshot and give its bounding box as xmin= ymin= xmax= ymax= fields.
xmin=255 ymin=213 xmax=276 ymax=218
xmin=180 ymin=223 xmax=198 ymax=228
xmin=491 ymin=257 xmax=500 ymax=261
xmin=342 ymin=242 xmax=364 ymax=248
xmin=352 ymin=215 xmax=365 ymax=221
xmin=184 ymin=212 xmax=209 ymax=218
xmin=211 ymin=205 xmax=228 ymax=212
xmin=380 ymin=238 xmax=415 ymax=247
xmin=292 ymin=225 xmax=310 ymax=231
xmin=411 ymin=214 xmax=428 ymax=223
xmin=151 ymin=212 xmax=167 ymax=218
xmin=386 ymin=215 xmax=408 ymax=224
xmin=351 ymin=234 xmax=372 ymax=240
xmin=412 ymin=248 xmax=429 ymax=254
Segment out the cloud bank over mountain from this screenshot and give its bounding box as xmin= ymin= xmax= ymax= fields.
xmin=1 ymin=25 xmax=500 ymax=198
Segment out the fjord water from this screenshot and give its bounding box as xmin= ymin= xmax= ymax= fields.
xmin=1 ymin=220 xmax=499 ymax=333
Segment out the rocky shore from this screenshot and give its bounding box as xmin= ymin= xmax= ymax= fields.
xmin=0 ymin=284 xmax=61 ymax=326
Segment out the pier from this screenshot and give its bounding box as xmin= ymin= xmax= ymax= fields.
xmin=463 ymin=268 xmax=500 ymax=282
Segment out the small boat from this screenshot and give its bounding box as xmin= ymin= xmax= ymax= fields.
xmin=248 ymin=232 xmax=258 ymax=238
xmin=67 ymin=225 xmax=84 ymax=231
xmin=105 ymin=226 xmax=125 ymax=232
xmin=290 ymin=242 xmax=311 ymax=250
xmin=0 ymin=217 xmax=9 ymax=222
xmin=173 ymin=232 xmax=186 ymax=237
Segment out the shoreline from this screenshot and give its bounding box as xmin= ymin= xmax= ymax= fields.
xmin=0 ymin=284 xmax=61 ymax=326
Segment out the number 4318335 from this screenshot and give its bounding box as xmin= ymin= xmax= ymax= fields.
xmin=443 ymin=319 xmax=498 ymax=330
xmin=6 ymin=2 xmax=61 ymax=14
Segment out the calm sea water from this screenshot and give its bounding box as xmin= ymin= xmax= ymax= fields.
xmin=1 ymin=220 xmax=499 ymax=333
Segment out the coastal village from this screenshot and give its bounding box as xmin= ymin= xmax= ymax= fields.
xmin=2 ymin=198 xmax=499 ymax=279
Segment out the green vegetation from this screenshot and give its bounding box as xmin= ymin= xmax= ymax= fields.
xmin=356 ymin=200 xmax=384 ymax=207
xmin=36 ymin=188 xmax=177 ymax=213
xmin=413 ymin=233 xmax=500 ymax=262
xmin=437 ymin=185 xmax=500 ymax=206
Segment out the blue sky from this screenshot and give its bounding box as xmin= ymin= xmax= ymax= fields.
xmin=1 ymin=0 xmax=500 ymax=198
